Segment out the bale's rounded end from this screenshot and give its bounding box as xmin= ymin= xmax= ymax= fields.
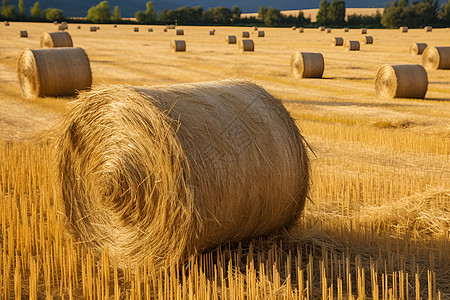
xmin=422 ymin=46 xmax=450 ymax=70
xmin=375 ymin=64 xmax=428 ymax=99
xmin=291 ymin=51 xmax=324 ymax=78
xmin=17 ymin=49 xmax=39 ymax=99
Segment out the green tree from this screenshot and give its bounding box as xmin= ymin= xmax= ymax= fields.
xmin=258 ymin=6 xmax=268 ymax=20
xmin=316 ymin=0 xmax=329 ymax=25
xmin=200 ymin=8 xmax=213 ymax=24
xmin=381 ymin=0 xmax=402 ymax=28
xmin=232 ymin=5 xmax=241 ymax=22
xmin=30 ymin=1 xmax=41 ymax=18
xmin=212 ymin=7 xmax=232 ymax=24
xmin=135 ymin=1 xmax=157 ymax=24
xmin=45 ymin=8 xmax=63 ymax=21
xmin=327 ymin=0 xmax=345 ymax=25
xmin=263 ymin=7 xmax=282 ymax=26
xmin=440 ymin=0 xmax=450 ymax=24
xmin=2 ymin=0 xmax=17 ymax=19
xmin=87 ymin=1 xmax=111 ymax=23
xmin=192 ymin=6 xmax=203 ymax=23
xmin=112 ymin=5 xmax=121 ymax=21
xmin=176 ymin=6 xmax=194 ymax=24
xmin=18 ymin=0 xmax=25 ymax=16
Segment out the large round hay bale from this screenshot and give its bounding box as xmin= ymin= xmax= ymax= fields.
xmin=226 ymin=35 xmax=236 ymax=44
xmin=361 ymin=28 xmax=367 ymax=34
xmin=410 ymin=43 xmax=427 ymax=55
xmin=345 ymin=40 xmax=360 ymax=51
xmin=242 ymin=31 xmax=249 ymax=38
xmin=257 ymin=30 xmax=265 ymax=37
xmin=19 ymin=30 xmax=28 ymax=37
xmin=17 ymin=48 xmax=92 ymax=98
xmin=332 ymin=37 xmax=344 ymax=46
xmin=90 ymin=26 xmax=97 ymax=32
xmin=291 ymin=51 xmax=324 ymax=78
xmin=176 ymin=29 xmax=184 ymax=35
xmin=171 ymin=40 xmax=186 ymax=52
xmin=40 ymin=32 xmax=73 ymax=48
xmin=134 ymin=27 xmax=139 ymax=32
xmin=400 ymin=26 xmax=408 ymax=33
xmin=422 ymin=46 xmax=450 ymax=70
xmin=375 ymin=64 xmax=428 ymax=99
xmin=362 ymin=35 xmax=373 ymax=44
xmin=53 ymin=79 xmax=310 ymax=269
xmin=239 ymin=39 xmax=254 ymax=52
xmin=424 ymin=26 xmax=432 ymax=32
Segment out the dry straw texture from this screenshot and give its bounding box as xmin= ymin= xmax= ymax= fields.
xmin=239 ymin=39 xmax=254 ymax=52
xmin=400 ymin=26 xmax=408 ymax=32
xmin=226 ymin=35 xmax=237 ymax=44
xmin=134 ymin=27 xmax=139 ymax=32
xmin=362 ymin=35 xmax=373 ymax=44
xmin=410 ymin=43 xmax=427 ymax=55
xmin=345 ymin=40 xmax=360 ymax=51
xmin=257 ymin=30 xmax=265 ymax=37
xmin=332 ymin=37 xmax=344 ymax=46
xmin=361 ymin=28 xmax=367 ymax=34
xmin=53 ymin=79 xmax=310 ymax=269
xmin=17 ymin=48 xmax=92 ymax=98
xmin=19 ymin=30 xmax=28 ymax=37
xmin=40 ymin=32 xmax=73 ymax=48
xmin=171 ymin=40 xmax=186 ymax=52
xmin=90 ymin=26 xmax=97 ymax=32
xmin=422 ymin=46 xmax=450 ymax=70
xmin=424 ymin=26 xmax=432 ymax=32
xmin=375 ymin=64 xmax=428 ymax=99
xmin=242 ymin=31 xmax=250 ymax=37
xmin=176 ymin=29 xmax=184 ymax=35
xmin=291 ymin=51 xmax=324 ymax=78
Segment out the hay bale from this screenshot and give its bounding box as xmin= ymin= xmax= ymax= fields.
xmin=90 ymin=26 xmax=97 ymax=32
xmin=4 ymin=21 xmax=9 ymax=26
xmin=239 ymin=39 xmax=254 ymax=52
xmin=114 ymin=24 xmax=117 ymax=28
xmin=345 ymin=40 xmax=360 ymax=51
xmin=344 ymin=27 xmax=349 ymax=32
xmin=257 ymin=31 xmax=265 ymax=37
xmin=422 ymin=46 xmax=450 ymax=70
xmin=326 ymin=28 xmax=331 ymax=33
xmin=410 ymin=43 xmax=427 ymax=55
xmin=17 ymin=48 xmax=92 ymax=98
xmin=40 ymin=32 xmax=73 ymax=48
xmin=319 ymin=26 xmax=325 ymax=31
xmin=148 ymin=28 xmax=153 ymax=32
xmin=332 ymin=37 xmax=344 ymax=46
xmin=58 ymin=24 xmax=67 ymax=31
xmin=77 ymin=26 xmax=81 ymax=29
xmin=176 ymin=29 xmax=184 ymax=35
xmin=61 ymin=21 xmax=67 ymax=26
xmin=134 ymin=27 xmax=139 ymax=32
xmin=19 ymin=30 xmax=28 ymax=37
xmin=424 ymin=26 xmax=432 ymax=32
xmin=209 ymin=30 xmax=215 ymax=35
xmin=361 ymin=28 xmax=367 ymax=34
xmin=253 ymin=26 xmax=258 ymax=30
xmin=299 ymin=27 xmax=304 ymax=33
xmin=226 ymin=35 xmax=236 ymax=44
xmin=163 ymin=28 xmax=167 ymax=32
xmin=53 ymin=21 xmax=58 ymax=25
xmin=53 ymin=79 xmax=310 ymax=269
xmin=292 ymin=26 xmax=296 ymax=30
xmin=97 ymin=26 xmax=100 ymax=30
xmin=291 ymin=51 xmax=324 ymax=78
xmin=242 ymin=31 xmax=250 ymax=38
xmin=362 ymin=35 xmax=373 ymax=44
xmin=400 ymin=26 xmax=408 ymax=33
xmin=171 ymin=40 xmax=186 ymax=52
xmin=375 ymin=64 xmax=428 ymax=99
xmin=167 ymin=25 xmax=176 ymax=29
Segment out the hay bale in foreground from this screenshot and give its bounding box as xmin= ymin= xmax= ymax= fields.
xmin=332 ymin=37 xmax=344 ymax=46
xmin=17 ymin=48 xmax=92 ymax=98
xmin=176 ymin=29 xmax=184 ymax=35
xmin=400 ymin=26 xmax=408 ymax=33
xmin=345 ymin=40 xmax=360 ymax=51
xmin=239 ymin=39 xmax=254 ymax=52
xmin=422 ymin=46 xmax=450 ymax=70
xmin=40 ymin=32 xmax=73 ymax=48
xmin=90 ymin=26 xmax=97 ymax=32
xmin=362 ymin=35 xmax=373 ymax=44
xmin=19 ymin=30 xmax=28 ymax=37
xmin=375 ymin=64 xmax=428 ymax=99
xmin=410 ymin=43 xmax=427 ymax=55
xmin=171 ymin=40 xmax=186 ymax=52
xmin=361 ymin=28 xmax=367 ymax=34
xmin=226 ymin=35 xmax=236 ymax=44
xmin=424 ymin=26 xmax=432 ymax=32
xmin=257 ymin=31 xmax=265 ymax=37
xmin=242 ymin=31 xmax=249 ymax=37
xmin=291 ymin=51 xmax=324 ymax=78
xmin=53 ymin=79 xmax=310 ymax=269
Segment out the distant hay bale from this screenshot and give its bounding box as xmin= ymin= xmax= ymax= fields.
xmin=400 ymin=26 xmax=408 ymax=32
xmin=226 ymin=35 xmax=237 ymax=44
xmin=422 ymin=46 xmax=450 ymax=70
xmin=344 ymin=27 xmax=349 ymax=32
xmin=375 ymin=64 xmax=428 ymax=99
xmin=239 ymin=39 xmax=254 ymax=52
xmin=53 ymin=79 xmax=310 ymax=270
xmin=257 ymin=31 xmax=265 ymax=37
xmin=171 ymin=40 xmax=186 ymax=52
xmin=163 ymin=28 xmax=167 ymax=32
xmin=326 ymin=28 xmax=331 ymax=33
xmin=410 ymin=43 xmax=427 ymax=55
xmin=242 ymin=31 xmax=249 ymax=37
xmin=319 ymin=26 xmax=325 ymax=31
xmin=134 ymin=27 xmax=139 ymax=32
xmin=253 ymin=26 xmax=258 ymax=30
xmin=148 ymin=28 xmax=153 ymax=32
xmin=17 ymin=48 xmax=92 ymax=98
xmin=176 ymin=29 xmax=184 ymax=35
xmin=53 ymin=21 xmax=58 ymax=25
xmin=209 ymin=30 xmax=215 ymax=35
xmin=345 ymin=40 xmax=360 ymax=51
xmin=90 ymin=26 xmax=97 ymax=32
xmin=4 ymin=21 xmax=9 ymax=26
xmin=40 ymin=32 xmax=73 ymax=48
xmin=114 ymin=24 xmax=117 ymax=28
xmin=362 ymin=35 xmax=373 ymax=44
xmin=61 ymin=21 xmax=67 ymax=26
xmin=292 ymin=26 xmax=296 ymax=30
xmin=77 ymin=26 xmax=81 ymax=29
xmin=299 ymin=27 xmax=304 ymax=33
xmin=97 ymin=26 xmax=100 ymax=30
xmin=291 ymin=51 xmax=324 ymax=78
xmin=361 ymin=28 xmax=367 ymax=34
xmin=424 ymin=26 xmax=432 ymax=32
xmin=167 ymin=25 xmax=176 ymax=29
xmin=332 ymin=37 xmax=344 ymax=46
xmin=19 ymin=30 xmax=28 ymax=37
xmin=58 ymin=24 xmax=67 ymax=31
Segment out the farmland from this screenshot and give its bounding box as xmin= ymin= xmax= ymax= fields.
xmin=0 ymin=22 xmax=449 ymax=299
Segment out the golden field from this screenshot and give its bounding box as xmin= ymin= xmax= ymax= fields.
xmin=0 ymin=22 xmax=449 ymax=299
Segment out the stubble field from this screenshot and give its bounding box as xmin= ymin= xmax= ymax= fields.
xmin=0 ymin=22 xmax=449 ymax=299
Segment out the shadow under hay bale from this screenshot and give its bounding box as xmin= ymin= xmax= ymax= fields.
xmin=291 ymin=51 xmax=324 ymax=78
xmin=17 ymin=48 xmax=92 ymax=98
xmin=239 ymin=39 xmax=254 ymax=52
xmin=346 ymin=40 xmax=360 ymax=51
xmin=226 ymin=35 xmax=236 ymax=44
xmin=422 ymin=46 xmax=450 ymax=70
xmin=375 ymin=64 xmax=428 ymax=99
xmin=40 ymin=32 xmax=73 ymax=48
xmin=171 ymin=40 xmax=186 ymax=52
xmin=410 ymin=43 xmax=427 ymax=55
xmin=362 ymin=36 xmax=373 ymax=44
xmin=53 ymin=79 xmax=310 ymax=270
xmin=332 ymin=37 xmax=344 ymax=46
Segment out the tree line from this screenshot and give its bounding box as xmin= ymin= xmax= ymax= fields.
xmin=1 ymin=0 xmax=450 ymax=27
